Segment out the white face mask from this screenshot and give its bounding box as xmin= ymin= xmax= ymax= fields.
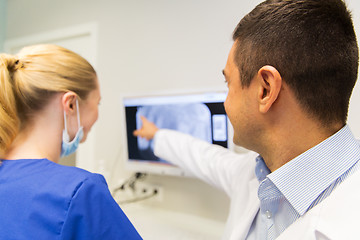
xmin=61 ymin=99 xmax=84 ymax=157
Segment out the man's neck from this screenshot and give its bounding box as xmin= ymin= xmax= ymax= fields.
xmin=259 ymin=120 xmax=344 ymax=172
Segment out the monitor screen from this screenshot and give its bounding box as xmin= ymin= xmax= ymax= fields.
xmin=122 ymin=91 xmax=232 ymax=176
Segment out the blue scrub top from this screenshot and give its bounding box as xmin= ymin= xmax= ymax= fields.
xmin=0 ymin=158 xmax=142 ymax=240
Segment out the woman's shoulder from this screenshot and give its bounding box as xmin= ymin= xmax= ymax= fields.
xmin=40 ymin=158 xmax=107 ymax=189
xmin=1 ymin=158 xmax=106 ymax=195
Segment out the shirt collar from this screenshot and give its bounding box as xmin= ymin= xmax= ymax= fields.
xmin=255 ymin=155 xmax=271 ymax=182
xmin=265 ymin=125 xmax=360 ymax=216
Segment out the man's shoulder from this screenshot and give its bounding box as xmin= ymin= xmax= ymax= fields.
xmin=278 ymin=168 xmax=360 ymax=240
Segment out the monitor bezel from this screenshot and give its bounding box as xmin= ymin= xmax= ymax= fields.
xmin=120 ymin=89 xmax=234 ymax=177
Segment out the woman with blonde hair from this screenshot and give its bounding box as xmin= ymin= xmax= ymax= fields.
xmin=0 ymin=44 xmax=141 ymax=239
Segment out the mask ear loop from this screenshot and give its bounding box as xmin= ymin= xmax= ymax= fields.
xmin=63 ymin=99 xmax=81 ymax=141
xmin=63 ymin=111 xmax=68 ymax=132
xmin=63 ymin=110 xmax=69 ymax=142
xmin=75 ymin=99 xmax=81 ymax=129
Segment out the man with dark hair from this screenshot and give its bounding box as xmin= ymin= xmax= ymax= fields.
xmin=135 ymin=0 xmax=360 ymax=239
xmin=231 ymin=0 xmax=358 ymax=127
xmin=222 ymin=0 xmax=359 ymax=238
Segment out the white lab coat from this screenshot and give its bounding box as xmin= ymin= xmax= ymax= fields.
xmin=154 ymin=129 xmax=360 ymax=240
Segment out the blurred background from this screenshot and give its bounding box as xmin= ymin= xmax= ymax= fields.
xmin=2 ymin=0 xmax=360 ymax=239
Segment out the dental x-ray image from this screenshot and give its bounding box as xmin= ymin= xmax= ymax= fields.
xmin=123 ymin=92 xmax=228 ymax=166
xmin=136 ymin=103 xmax=212 ymax=162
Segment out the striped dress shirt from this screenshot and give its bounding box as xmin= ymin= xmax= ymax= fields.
xmin=246 ymin=125 xmax=360 ymax=240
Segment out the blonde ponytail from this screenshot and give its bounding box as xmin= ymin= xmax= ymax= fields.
xmin=0 ymin=54 xmax=21 ymax=155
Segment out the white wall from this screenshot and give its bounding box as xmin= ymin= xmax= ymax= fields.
xmin=4 ymin=0 xmax=360 ymax=223
xmin=0 ymin=0 xmax=6 ymax=52
xmin=347 ymin=0 xmax=360 ymax=138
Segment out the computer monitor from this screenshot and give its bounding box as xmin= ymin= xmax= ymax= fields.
xmin=121 ymin=90 xmax=233 ymax=177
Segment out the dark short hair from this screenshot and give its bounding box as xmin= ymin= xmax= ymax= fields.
xmin=233 ymin=0 xmax=359 ymax=125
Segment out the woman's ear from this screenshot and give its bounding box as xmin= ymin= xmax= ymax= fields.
xmin=257 ymin=65 xmax=282 ymax=113
xmin=62 ymin=92 xmax=78 ymax=115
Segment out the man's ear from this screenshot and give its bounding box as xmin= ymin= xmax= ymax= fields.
xmin=62 ymin=92 xmax=78 ymax=115
xmin=257 ymin=65 xmax=282 ymax=113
